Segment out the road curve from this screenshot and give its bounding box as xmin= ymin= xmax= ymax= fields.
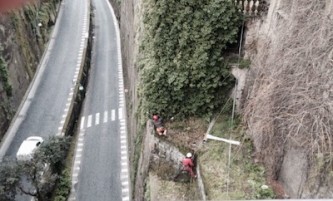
xmin=0 ymin=0 xmax=90 ymax=200
xmin=69 ymin=0 xmax=130 ymax=201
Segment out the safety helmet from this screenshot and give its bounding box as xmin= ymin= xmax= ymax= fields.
xmin=186 ymin=152 xmax=192 ymax=158
xmin=153 ymin=115 xmax=159 ymax=121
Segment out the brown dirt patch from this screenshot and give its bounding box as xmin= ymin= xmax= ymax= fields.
xmin=158 ymin=118 xmax=208 ymax=153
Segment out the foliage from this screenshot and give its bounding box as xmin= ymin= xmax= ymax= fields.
xmin=0 ymin=136 xmax=71 ymax=201
xmin=0 ymin=162 xmax=20 ymax=201
xmin=53 ymin=169 xmax=71 ymax=201
xmin=199 ymin=114 xmax=276 ymax=200
xmin=139 ymin=0 xmax=242 ymax=118
xmin=35 ymin=136 xmax=71 ymax=173
xmin=0 ymin=56 xmax=12 ymax=97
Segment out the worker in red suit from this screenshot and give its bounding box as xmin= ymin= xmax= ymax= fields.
xmin=182 ymin=152 xmax=196 ymax=178
xmin=152 ymin=114 xmax=167 ymax=136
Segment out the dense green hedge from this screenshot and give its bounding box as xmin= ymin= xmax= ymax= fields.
xmin=139 ymin=0 xmax=242 ymax=118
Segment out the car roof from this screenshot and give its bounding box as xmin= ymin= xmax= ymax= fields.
xmin=16 ymin=136 xmax=43 ymax=160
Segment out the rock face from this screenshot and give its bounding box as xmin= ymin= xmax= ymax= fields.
xmin=242 ymin=0 xmax=333 ymax=198
xmin=0 ymin=0 xmax=60 ymax=140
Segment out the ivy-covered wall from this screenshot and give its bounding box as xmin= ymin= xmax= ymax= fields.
xmin=139 ymin=0 xmax=242 ymax=119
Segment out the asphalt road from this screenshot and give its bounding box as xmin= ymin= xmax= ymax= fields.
xmin=0 ymin=0 xmax=89 ymax=200
xmin=71 ymin=0 xmax=130 ymax=200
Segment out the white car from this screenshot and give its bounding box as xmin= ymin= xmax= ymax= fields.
xmin=16 ymin=136 xmax=43 ymax=161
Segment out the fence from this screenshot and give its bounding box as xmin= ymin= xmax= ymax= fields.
xmin=234 ymin=0 xmax=263 ymax=16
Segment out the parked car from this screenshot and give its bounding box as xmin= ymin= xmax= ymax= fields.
xmin=16 ymin=136 xmax=43 ymax=161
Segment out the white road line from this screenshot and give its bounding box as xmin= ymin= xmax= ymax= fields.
xmin=80 ymin=116 xmax=85 ymax=129
xmin=87 ymin=115 xmax=92 ymax=128
xmin=111 ymin=109 xmax=115 ymax=121
xmin=122 ymin=196 xmax=130 ymax=201
xmin=104 ymin=111 xmax=108 ymax=123
xmin=95 ymin=113 xmax=100 ymax=125
xmin=119 ymin=108 xmax=123 ymax=119
xmin=122 ymin=188 xmax=129 ymax=193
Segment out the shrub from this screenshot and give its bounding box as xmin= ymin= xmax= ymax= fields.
xmin=0 ymin=56 xmax=12 ymax=97
xmin=53 ymin=169 xmax=71 ymax=200
xmin=139 ymin=0 xmax=243 ymax=118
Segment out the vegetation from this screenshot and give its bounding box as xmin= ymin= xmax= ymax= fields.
xmin=199 ymin=114 xmax=275 ymax=200
xmin=53 ymin=169 xmax=71 ymax=201
xmin=243 ymin=0 xmax=333 ymax=187
xmin=0 ymin=56 xmax=12 ymax=97
xmin=139 ymin=0 xmax=243 ymax=118
xmin=0 ymin=136 xmax=71 ymax=201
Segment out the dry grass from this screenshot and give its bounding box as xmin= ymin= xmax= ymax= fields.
xmin=162 ymin=118 xmax=207 ymax=152
xmin=243 ymin=0 xmax=333 ymax=179
xmin=148 ymin=172 xmax=199 ymax=201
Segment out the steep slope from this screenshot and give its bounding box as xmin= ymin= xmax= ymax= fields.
xmin=0 ymin=0 xmax=60 ymax=140
xmin=243 ymin=0 xmax=333 ymax=198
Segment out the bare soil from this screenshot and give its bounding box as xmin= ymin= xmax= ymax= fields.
xmin=159 ymin=118 xmax=208 ymax=153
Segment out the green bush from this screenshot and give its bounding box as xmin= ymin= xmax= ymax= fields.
xmin=0 ymin=56 xmax=12 ymax=97
xmin=139 ymin=0 xmax=242 ymax=118
xmin=53 ymin=169 xmax=71 ymax=200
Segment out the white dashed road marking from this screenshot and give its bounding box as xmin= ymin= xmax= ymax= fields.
xmin=87 ymin=115 xmax=92 ymax=128
xmin=118 ymin=108 xmax=123 ymax=120
xmin=111 ymin=109 xmax=115 ymax=121
xmin=80 ymin=116 xmax=85 ymax=129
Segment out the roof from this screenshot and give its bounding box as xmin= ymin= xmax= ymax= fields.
xmin=16 ymin=136 xmax=43 ymax=161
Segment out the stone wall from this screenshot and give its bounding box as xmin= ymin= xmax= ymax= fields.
xmin=134 ymin=120 xmax=186 ymax=201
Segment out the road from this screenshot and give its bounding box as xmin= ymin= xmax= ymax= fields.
xmin=0 ymin=0 xmax=89 ymax=200
xmin=69 ymin=0 xmax=130 ymax=201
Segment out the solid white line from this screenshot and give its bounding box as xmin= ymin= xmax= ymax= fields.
xmin=95 ymin=113 xmax=100 ymax=125
xmin=119 ymin=108 xmax=123 ymax=119
xmin=111 ymin=109 xmax=115 ymax=121
xmin=87 ymin=115 xmax=92 ymax=128
xmin=104 ymin=111 xmax=108 ymax=123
